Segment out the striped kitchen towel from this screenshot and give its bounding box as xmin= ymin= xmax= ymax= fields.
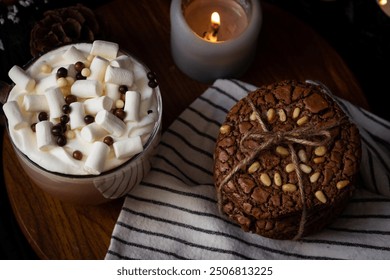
xmin=105 ymin=79 xmax=390 ymax=260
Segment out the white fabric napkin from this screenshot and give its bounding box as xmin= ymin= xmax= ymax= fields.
xmin=105 ymin=79 xmax=390 ymax=260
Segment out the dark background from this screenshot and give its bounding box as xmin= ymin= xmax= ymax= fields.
xmin=0 ymin=0 xmax=389 ymax=259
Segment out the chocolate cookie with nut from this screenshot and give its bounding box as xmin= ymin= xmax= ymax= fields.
xmin=213 ymin=80 xmax=361 ymax=240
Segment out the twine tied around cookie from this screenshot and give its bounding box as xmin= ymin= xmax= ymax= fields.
xmin=218 ymin=97 xmax=344 ymax=240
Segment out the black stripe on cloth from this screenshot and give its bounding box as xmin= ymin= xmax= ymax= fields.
xmin=120 ymin=207 xmax=337 ymax=260
xmin=159 ymin=142 xmax=213 ymax=176
xmin=165 ymin=128 xmax=213 ymax=159
xmin=116 ymin=221 xmax=252 ymax=260
xmin=209 ymin=85 xmax=241 ymax=103
xmin=177 ymin=117 xmax=216 ymax=142
xmin=187 ymin=106 xmax=222 ymax=127
xmin=302 ymin=238 xmax=390 ymax=252
xmin=126 ymin=194 xmax=239 ymax=227
xmin=140 ymin=181 xmax=217 ymax=203
xmin=229 ymin=79 xmax=252 ymax=92
xmin=327 ymin=227 xmax=390 ymax=236
xmin=106 ymin=249 xmax=135 ymax=260
xmin=154 ymin=154 xmax=200 ymax=185
xmin=150 ymin=166 xmax=195 ymax=184
xmin=198 ymin=95 xmax=230 ymax=114
xmin=111 ymin=235 xmax=188 ymax=259
xmin=150 ymin=166 xmax=213 ymax=188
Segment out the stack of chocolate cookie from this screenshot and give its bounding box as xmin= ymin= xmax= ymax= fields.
xmin=213 ymin=80 xmax=361 ymax=240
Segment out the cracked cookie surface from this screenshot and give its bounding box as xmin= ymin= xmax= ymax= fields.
xmin=213 ymin=80 xmax=361 ymax=240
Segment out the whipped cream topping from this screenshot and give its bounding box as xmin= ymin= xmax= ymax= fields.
xmin=4 ymin=40 xmax=160 ymax=175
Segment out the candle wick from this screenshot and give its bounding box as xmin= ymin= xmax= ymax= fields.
xmin=203 ymin=23 xmax=220 ymax=42
xmin=212 ymin=23 xmax=220 ymax=36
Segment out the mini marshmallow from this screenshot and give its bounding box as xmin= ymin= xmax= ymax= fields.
xmin=35 ymin=120 xmax=54 ymax=151
xmin=2 ymin=100 xmax=28 ymax=130
xmin=104 ymin=83 xmax=120 ymax=102
xmin=132 ymin=62 xmax=147 ymax=89
xmin=71 ymin=80 xmax=103 ymax=98
xmin=8 ymin=65 xmax=36 ymax=92
xmin=110 ymin=55 xmax=133 ymax=69
xmin=139 ymin=111 xmax=158 ymax=127
xmin=113 ymin=136 xmax=143 ymax=159
xmin=84 ymin=141 xmax=110 ymax=175
xmin=104 ymin=65 xmax=134 ymax=87
xmin=88 ymin=56 xmax=109 ymax=82
xmin=23 ymin=95 xmax=49 ymax=112
xmin=95 ymin=110 xmax=126 ymax=137
xmin=90 ymin=40 xmax=119 ymax=60
xmin=35 ymin=74 xmax=57 ymax=95
xmin=45 ymin=87 xmax=66 ymax=118
xmin=80 ymin=123 xmax=108 ymax=142
xmin=62 ymin=45 xmax=87 ymax=63
xmin=69 ymin=102 xmax=86 ymax=130
xmin=128 ymin=124 xmax=155 ymax=144
xmin=124 ymin=91 xmax=141 ymax=122
xmin=83 ymin=96 xmax=113 ymax=115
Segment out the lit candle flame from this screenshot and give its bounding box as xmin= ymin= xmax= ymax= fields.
xmin=203 ymin=12 xmax=220 ymax=42
xmin=211 ymin=12 xmax=220 ymax=26
xmin=378 ymin=0 xmax=387 ymax=5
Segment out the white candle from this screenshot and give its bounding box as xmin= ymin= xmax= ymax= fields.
xmin=378 ymin=0 xmax=390 ymax=16
xmin=170 ymin=0 xmax=262 ymax=83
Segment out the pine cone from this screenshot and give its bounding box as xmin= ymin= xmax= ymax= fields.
xmin=30 ymin=4 xmax=100 ymax=57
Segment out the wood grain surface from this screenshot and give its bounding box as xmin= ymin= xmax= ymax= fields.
xmin=2 ymin=0 xmax=369 ymax=259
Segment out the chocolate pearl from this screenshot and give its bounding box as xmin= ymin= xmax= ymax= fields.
xmin=60 ymin=114 xmax=69 ymax=124
xmin=56 ymin=67 xmax=68 ymax=78
xmin=31 ymin=123 xmax=37 ymax=132
xmin=84 ymin=115 xmax=94 ymax=124
xmin=56 ymin=135 xmax=67 ymax=146
xmin=147 ymin=109 xmax=153 ymax=114
xmin=65 ymin=95 xmax=77 ymax=105
xmin=51 ymin=124 xmax=63 ymax=136
xmin=62 ymin=104 xmax=71 ymax=114
xmin=61 ymin=123 xmax=68 ymax=133
xmin=119 ymin=85 xmax=128 ymax=94
xmin=113 ymin=108 xmax=126 ymax=120
xmin=38 ymin=111 xmax=48 ymax=121
xmin=147 ymin=71 xmax=156 ymax=80
xmin=148 ymin=80 xmax=158 ymax=88
xmin=72 ymin=150 xmax=83 ymax=160
xmin=74 ymin=61 xmax=85 ymax=72
xmin=76 ymin=72 xmax=86 ymax=80
xmin=103 ymin=136 xmax=114 ymax=146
